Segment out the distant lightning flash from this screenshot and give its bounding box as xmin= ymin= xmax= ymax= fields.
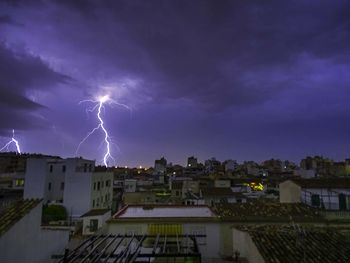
xmin=76 ymin=94 xmax=129 ymax=167
xmin=0 ymin=129 xmax=21 ymax=154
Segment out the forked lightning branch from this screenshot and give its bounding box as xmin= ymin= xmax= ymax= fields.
xmin=76 ymin=94 xmax=130 ymax=167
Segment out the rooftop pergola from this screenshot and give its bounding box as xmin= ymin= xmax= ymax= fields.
xmin=56 ymin=234 xmax=203 ymax=263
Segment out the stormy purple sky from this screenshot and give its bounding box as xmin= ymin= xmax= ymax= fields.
xmin=1 ymin=0 xmax=350 ymax=167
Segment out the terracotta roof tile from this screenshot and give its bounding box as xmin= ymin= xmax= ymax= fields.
xmin=214 ymin=201 xmax=324 ymax=222
xmin=238 ymin=226 xmax=350 ymax=263
xmin=0 ymin=199 xmax=41 ymax=236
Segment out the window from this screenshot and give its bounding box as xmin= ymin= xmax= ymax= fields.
xmin=101 ymin=181 xmax=104 ymax=188
xmin=15 ymin=179 xmax=24 ymax=187
xmin=339 ymin=194 xmax=347 ymax=210
xmin=60 ymin=182 xmax=64 ymax=190
xmin=49 ymin=165 xmax=53 ymax=173
xmin=48 ymin=183 xmax=52 ymax=191
xmin=311 ymin=194 xmax=321 ymax=207
xmin=92 ymin=200 xmax=95 ymax=208
xmin=93 ymin=182 xmax=96 ymax=190
xmin=89 ymin=164 xmax=92 ymax=172
xmin=97 ymin=182 xmax=100 ymax=190
xmin=62 ymin=165 xmax=66 ymax=172
xmin=106 ymin=180 xmax=110 ymax=187
xmin=96 ymin=197 xmax=99 ymax=207
xmin=84 ymin=163 xmax=87 ymax=172
xmin=89 ymin=219 xmax=98 ymax=232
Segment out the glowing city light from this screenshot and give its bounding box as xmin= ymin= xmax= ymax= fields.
xmin=244 ymin=182 xmax=264 ymax=191
xmin=0 ymin=129 xmax=21 ymax=154
xmin=76 ymin=94 xmax=130 ymax=167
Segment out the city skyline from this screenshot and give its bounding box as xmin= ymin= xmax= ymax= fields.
xmin=1 ymin=1 xmax=350 ymax=166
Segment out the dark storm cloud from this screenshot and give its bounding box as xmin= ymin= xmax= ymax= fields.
xmin=7 ymin=0 xmax=350 ymax=110
xmin=0 ymin=15 xmax=18 ymax=25
xmin=1 ymin=0 xmax=350 ymax=163
xmin=46 ymin=0 xmax=350 ymax=110
xmin=0 ymin=42 xmax=69 ymax=132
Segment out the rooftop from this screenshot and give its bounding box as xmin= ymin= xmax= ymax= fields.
xmin=113 ymin=205 xmax=217 ymax=219
xmin=237 ymin=226 xmax=350 ymax=262
xmin=81 ymin=209 xmax=111 ymax=217
xmin=290 ymin=178 xmax=350 ymax=189
xmin=202 ymin=187 xmax=244 ymax=197
xmin=0 ymin=199 xmax=41 ymax=236
xmin=214 ymin=201 xmax=324 ymax=222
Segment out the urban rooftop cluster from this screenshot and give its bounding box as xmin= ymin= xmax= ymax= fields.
xmin=0 ymin=152 xmax=349 ymax=262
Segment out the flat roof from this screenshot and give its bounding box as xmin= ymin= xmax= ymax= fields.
xmin=113 ymin=205 xmax=217 ymax=219
xmin=81 ymin=209 xmax=110 ymax=217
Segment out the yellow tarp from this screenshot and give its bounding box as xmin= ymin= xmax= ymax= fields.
xmin=148 ymin=224 xmax=183 ymax=235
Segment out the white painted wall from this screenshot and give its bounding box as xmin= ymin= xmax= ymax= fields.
xmin=46 ymin=160 xmax=66 ymax=202
xmin=0 ymin=202 xmax=69 ymax=263
xmin=124 ymin=179 xmax=137 ymax=193
xmin=63 ymin=158 xmax=95 ymax=218
xmin=82 ymin=211 xmax=111 ymax=235
xmin=185 ymin=222 xmax=220 ymax=261
xmin=214 ymin=180 xmax=231 ymax=188
xmin=232 ymin=229 xmax=264 ymax=263
xmin=91 ymin=172 xmax=113 ymax=209
xmin=24 ymin=158 xmax=49 ymax=200
xmin=279 ymin=180 xmax=302 ymax=203
xmin=301 ymin=188 xmax=350 ymax=210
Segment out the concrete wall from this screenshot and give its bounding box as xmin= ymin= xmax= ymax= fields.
xmin=232 ymin=229 xmax=264 ymax=263
xmin=185 ymin=222 xmax=220 ymax=261
xmin=182 ymin=180 xmax=200 ymax=197
xmin=82 ymin=211 xmax=111 ymax=235
xmin=24 ymin=158 xmax=48 ymax=200
xmin=25 ymin=158 xmax=96 ymax=218
xmin=123 ymin=192 xmax=156 ymax=205
xmin=46 ymin=160 xmax=66 ymax=202
xmin=0 ymin=202 xmax=69 ymax=263
xmin=301 ymin=188 xmax=350 ymax=210
xmin=279 ymin=180 xmax=301 ymax=203
xmin=214 ymin=180 xmax=231 ymax=188
xmin=219 ymin=223 xmax=234 ymax=256
xmin=124 ymin=179 xmax=137 ymax=193
xmin=63 ymin=158 xmax=94 ymax=218
xmin=91 ymin=172 xmax=113 ymax=209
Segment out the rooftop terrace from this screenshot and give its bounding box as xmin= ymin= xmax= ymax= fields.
xmin=113 ymin=205 xmax=217 ymax=219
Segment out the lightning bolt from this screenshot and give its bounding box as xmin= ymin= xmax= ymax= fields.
xmin=0 ymin=129 xmax=21 ymax=154
xmin=76 ymin=94 xmax=129 ymax=167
